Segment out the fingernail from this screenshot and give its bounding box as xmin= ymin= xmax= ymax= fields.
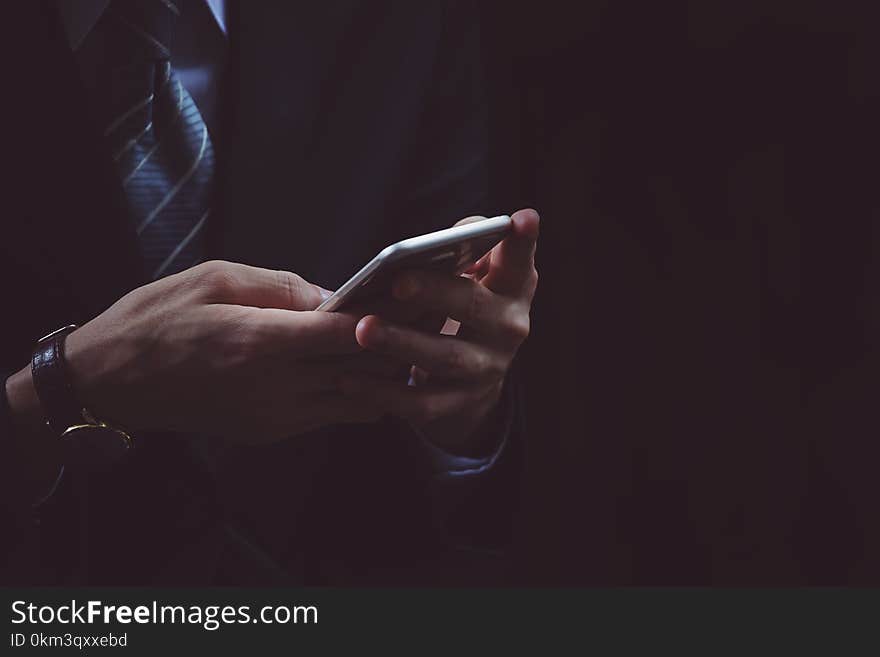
xmin=393 ymin=275 xmax=420 ymax=300
xmin=319 ymin=288 xmax=332 ymax=301
xmin=356 ymin=317 xmax=384 ymax=347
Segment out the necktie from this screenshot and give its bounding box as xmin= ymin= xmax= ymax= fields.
xmin=82 ymin=0 xmax=215 ymax=279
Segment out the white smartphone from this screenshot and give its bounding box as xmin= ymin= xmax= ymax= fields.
xmin=316 ymin=214 xmax=512 ymax=312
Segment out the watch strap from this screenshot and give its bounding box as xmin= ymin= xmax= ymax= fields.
xmin=31 ymin=325 xmax=84 ymax=435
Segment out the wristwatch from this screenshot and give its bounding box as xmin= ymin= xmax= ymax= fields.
xmin=31 ymin=325 xmax=133 ymax=469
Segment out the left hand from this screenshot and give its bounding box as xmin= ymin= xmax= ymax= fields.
xmin=340 ymin=208 xmax=540 ymax=454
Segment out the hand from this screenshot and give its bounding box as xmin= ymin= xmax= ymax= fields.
xmin=59 ymin=261 xmax=384 ymax=443
xmin=342 ymin=209 xmax=540 ymax=453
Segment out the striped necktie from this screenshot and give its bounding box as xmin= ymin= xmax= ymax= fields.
xmin=81 ymin=0 xmax=215 ymax=279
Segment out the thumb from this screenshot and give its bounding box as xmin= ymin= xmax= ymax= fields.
xmin=482 ymin=208 xmax=540 ymax=297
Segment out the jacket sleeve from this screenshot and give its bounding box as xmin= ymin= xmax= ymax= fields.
xmin=422 ymin=368 xmax=524 ymax=551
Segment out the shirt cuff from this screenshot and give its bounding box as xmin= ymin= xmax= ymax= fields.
xmin=415 ymin=383 xmax=514 ymax=480
xmin=421 ymin=433 xmax=507 ymax=478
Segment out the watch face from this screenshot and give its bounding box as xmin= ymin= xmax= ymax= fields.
xmin=61 ymin=425 xmax=133 ymax=471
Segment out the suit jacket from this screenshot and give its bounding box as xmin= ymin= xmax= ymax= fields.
xmin=0 ymin=0 xmax=521 ymax=585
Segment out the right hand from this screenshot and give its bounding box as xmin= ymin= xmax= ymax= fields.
xmin=63 ymin=260 xmax=383 ymax=443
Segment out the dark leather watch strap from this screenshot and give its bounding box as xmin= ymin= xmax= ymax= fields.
xmin=31 ymin=325 xmax=84 ymax=435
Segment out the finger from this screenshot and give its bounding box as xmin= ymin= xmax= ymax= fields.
xmin=265 ymin=357 xmax=405 ymax=394
xmin=481 ymin=208 xmax=540 ymax=298
xmin=355 ymin=315 xmax=503 ymax=380
xmin=453 ymin=214 xmax=488 ymax=227
xmin=190 ymin=260 xmax=330 ymax=310
xmin=390 ymin=306 xmax=447 ymax=334
xmin=339 ymin=376 xmax=481 ymax=426
xmin=348 ymin=296 xmax=427 ymax=326
xmin=464 ymin=252 xmax=492 ymax=280
xmin=391 ymin=270 xmax=503 ymax=333
xmin=303 ymin=352 xmax=411 ymax=383
xmin=424 ymin=313 xmax=451 ymax=334
xmin=249 ymin=308 xmax=362 ymax=355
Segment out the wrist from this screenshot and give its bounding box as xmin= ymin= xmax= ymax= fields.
xmin=6 ymin=366 xmax=46 ymax=436
xmin=419 ymin=384 xmax=504 ymax=458
xmin=29 ymin=325 xmax=133 ymax=468
xmin=62 ymin=326 xmax=97 ymax=408
xmin=63 ymin=324 xmax=117 ymax=424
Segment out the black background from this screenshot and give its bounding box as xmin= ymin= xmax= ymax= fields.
xmin=481 ymin=1 xmax=880 ymax=584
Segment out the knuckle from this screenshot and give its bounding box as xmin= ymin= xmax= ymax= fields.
xmin=514 ymin=313 xmax=532 ymax=342
xmin=485 ymin=354 xmax=508 ymax=381
xmin=276 ymin=270 xmax=309 ymax=308
xmin=526 ymin=267 xmax=539 ymax=298
xmin=194 ymin=260 xmax=237 ymax=299
xmin=470 ymin=349 xmax=492 ymax=378
xmin=411 ymin=397 xmax=438 ymax=424
xmin=194 ymin=259 xmax=228 ymax=278
xmin=445 ymin=342 xmax=470 ymax=373
xmin=502 ymin=307 xmax=531 ymax=343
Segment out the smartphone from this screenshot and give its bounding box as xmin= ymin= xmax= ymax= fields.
xmin=316 ymin=214 xmax=512 ymax=312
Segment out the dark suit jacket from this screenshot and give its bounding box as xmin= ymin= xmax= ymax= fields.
xmin=0 ymin=0 xmax=520 ymax=585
